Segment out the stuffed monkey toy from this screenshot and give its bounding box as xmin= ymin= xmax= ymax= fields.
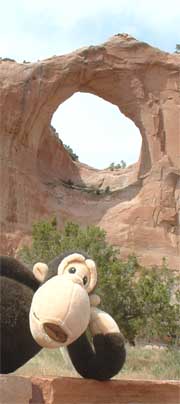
xmin=0 ymin=252 xmax=126 ymax=380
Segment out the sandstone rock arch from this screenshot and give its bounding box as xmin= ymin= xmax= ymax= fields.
xmin=0 ymin=34 xmax=179 ymax=268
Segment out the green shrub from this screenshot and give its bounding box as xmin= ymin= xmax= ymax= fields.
xmin=63 ymin=144 xmax=79 ymax=161
xmin=18 ymin=219 xmax=180 ymax=345
xmin=175 ymin=44 xmax=180 ymax=54
xmin=108 ymin=160 xmax=126 ymax=170
xmin=105 ymin=186 xmax=110 ymax=193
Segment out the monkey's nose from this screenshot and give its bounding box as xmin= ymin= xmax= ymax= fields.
xmin=43 ymin=322 xmax=68 ymax=343
xmin=66 ymin=273 xmax=83 ymax=287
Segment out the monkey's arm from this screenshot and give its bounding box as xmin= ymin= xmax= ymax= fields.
xmin=0 ymin=256 xmax=40 ymax=290
xmin=0 ymin=257 xmax=41 ymax=374
xmin=67 ymin=308 xmax=126 ymax=380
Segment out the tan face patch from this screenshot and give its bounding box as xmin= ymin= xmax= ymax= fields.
xmin=63 ymin=261 xmax=90 ymax=289
xmin=57 ymin=253 xmax=97 ymax=293
xmin=29 ymin=274 xmax=91 ymax=348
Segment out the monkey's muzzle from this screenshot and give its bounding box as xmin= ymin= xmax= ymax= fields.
xmin=29 ymin=274 xmax=91 ymax=348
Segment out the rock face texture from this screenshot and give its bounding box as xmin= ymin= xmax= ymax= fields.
xmin=0 ymin=34 xmax=180 ymax=268
xmin=0 ymin=376 xmax=180 ymax=404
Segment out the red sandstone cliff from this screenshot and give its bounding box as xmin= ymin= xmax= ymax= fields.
xmin=0 ymin=34 xmax=179 ymax=269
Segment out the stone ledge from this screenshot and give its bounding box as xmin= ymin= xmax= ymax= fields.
xmin=0 ymin=376 xmax=179 ymax=404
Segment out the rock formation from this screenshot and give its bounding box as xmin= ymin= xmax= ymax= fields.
xmin=0 ymin=34 xmax=179 ymax=268
xmin=0 ymin=376 xmax=180 ymax=404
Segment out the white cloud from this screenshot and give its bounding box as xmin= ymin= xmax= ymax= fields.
xmin=11 ymin=0 xmax=180 ymax=31
xmin=1 ymin=0 xmax=179 ymax=61
xmin=2 ymin=0 xmax=180 ymax=33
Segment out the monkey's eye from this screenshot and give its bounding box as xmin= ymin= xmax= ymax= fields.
xmin=83 ymin=275 xmax=88 ymax=286
xmin=68 ymin=267 xmax=76 ymax=274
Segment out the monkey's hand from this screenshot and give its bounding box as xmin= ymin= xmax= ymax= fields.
xmin=89 ymin=307 xmax=120 ymax=336
xmin=68 ymin=300 xmax=126 ymax=380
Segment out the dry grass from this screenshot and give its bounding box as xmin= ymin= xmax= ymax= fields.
xmin=15 ymin=348 xmax=77 ymax=377
xmin=117 ymin=345 xmax=180 ymax=380
xmin=15 ymin=345 xmax=180 ymax=380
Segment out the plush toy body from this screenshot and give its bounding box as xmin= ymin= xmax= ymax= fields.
xmin=0 ymin=256 xmax=41 ymax=373
xmin=0 ymin=252 xmax=126 ymax=380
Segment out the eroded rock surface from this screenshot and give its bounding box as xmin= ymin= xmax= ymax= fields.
xmin=0 ymin=376 xmax=179 ymax=404
xmin=0 ymin=34 xmax=179 ymax=268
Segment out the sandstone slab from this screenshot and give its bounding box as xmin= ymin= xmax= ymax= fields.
xmin=0 ymin=375 xmax=32 ymax=403
xmin=0 ymin=376 xmax=179 ymax=404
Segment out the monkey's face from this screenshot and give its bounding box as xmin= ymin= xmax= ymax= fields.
xmin=29 ymin=254 xmax=97 ymax=348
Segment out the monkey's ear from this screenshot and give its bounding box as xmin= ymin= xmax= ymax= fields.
xmin=85 ymin=259 xmax=97 ymax=293
xmin=33 ymin=262 xmax=49 ymax=283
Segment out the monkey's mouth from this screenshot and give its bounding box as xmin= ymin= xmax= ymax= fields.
xmin=33 ymin=312 xmax=68 ymax=343
xmin=33 ymin=311 xmax=40 ymax=321
xmin=43 ymin=322 xmax=68 ymax=343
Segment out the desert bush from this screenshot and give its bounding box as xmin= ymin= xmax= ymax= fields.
xmin=63 ymin=144 xmax=79 ymax=161
xmin=19 ymin=219 xmax=180 ymax=345
xmin=108 ymin=160 xmax=126 ymax=170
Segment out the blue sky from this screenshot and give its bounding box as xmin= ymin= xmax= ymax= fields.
xmin=1 ymin=0 xmax=179 ymax=168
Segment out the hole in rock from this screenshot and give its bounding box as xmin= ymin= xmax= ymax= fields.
xmin=51 ymin=93 xmax=142 ymax=170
